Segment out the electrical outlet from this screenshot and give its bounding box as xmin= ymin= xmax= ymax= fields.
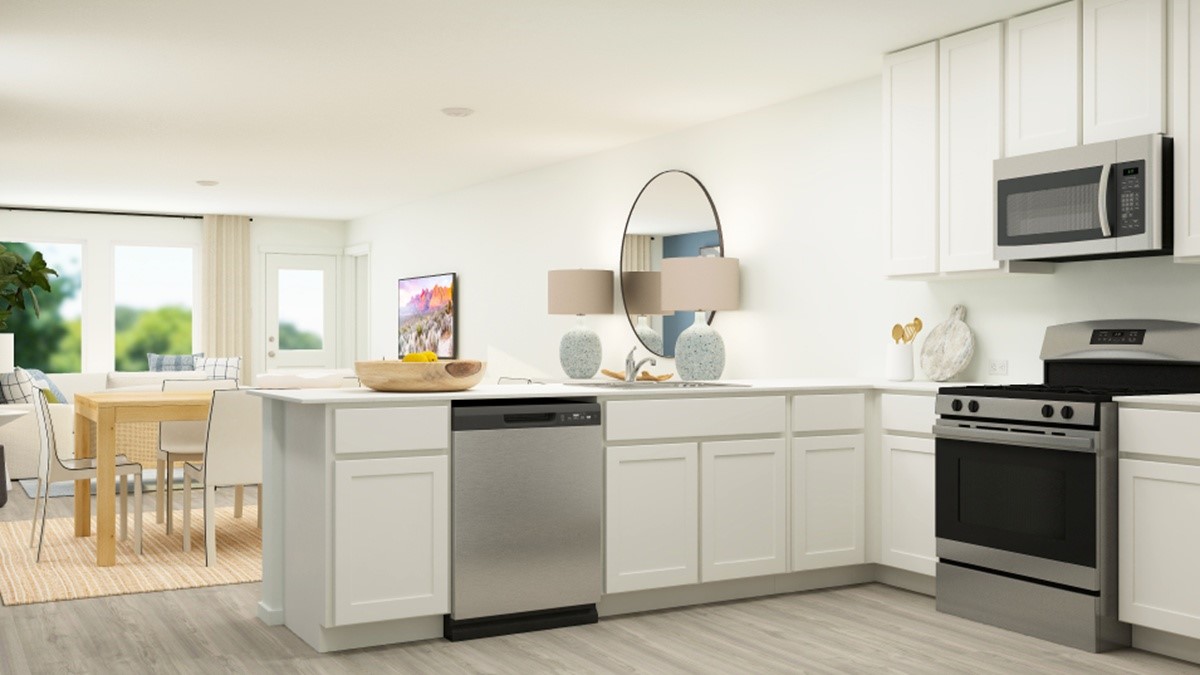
xmin=988 ymin=359 xmax=1009 ymax=376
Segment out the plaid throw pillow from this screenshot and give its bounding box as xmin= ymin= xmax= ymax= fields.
xmin=0 ymin=367 xmax=37 ymax=404
xmin=24 ymin=368 xmax=67 ymax=404
xmin=195 ymin=356 xmax=242 ymax=381
xmin=148 ymin=352 xmax=205 ymax=372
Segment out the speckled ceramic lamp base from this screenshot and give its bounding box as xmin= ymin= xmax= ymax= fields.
xmin=559 ymin=320 xmax=602 ymax=379
xmin=675 ymin=311 xmax=725 ymax=381
xmin=634 ymin=316 xmax=663 ymax=354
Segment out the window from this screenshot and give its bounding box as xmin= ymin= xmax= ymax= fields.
xmin=0 ymin=241 xmax=83 ymax=372
xmin=113 ymin=245 xmax=195 ymax=371
xmin=277 ymin=268 xmax=325 ymax=349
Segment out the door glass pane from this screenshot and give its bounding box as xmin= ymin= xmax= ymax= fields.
xmin=0 ymin=241 xmax=83 ymax=372
xmin=114 ymin=245 xmax=193 ymax=372
xmin=277 ymin=269 xmax=324 ymax=349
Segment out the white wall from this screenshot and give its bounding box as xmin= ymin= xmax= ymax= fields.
xmin=350 ymin=75 xmax=1200 ymax=384
xmin=2 ymin=210 xmax=346 ymax=372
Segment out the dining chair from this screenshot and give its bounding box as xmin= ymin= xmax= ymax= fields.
xmin=182 ymin=388 xmax=263 ymax=566
xmin=157 ymin=378 xmax=237 ymax=533
xmin=29 ymin=387 xmax=143 ymax=561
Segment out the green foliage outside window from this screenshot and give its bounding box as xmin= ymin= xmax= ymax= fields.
xmin=1 ymin=242 xmax=78 ymax=372
xmin=114 ymin=305 xmax=193 ymax=372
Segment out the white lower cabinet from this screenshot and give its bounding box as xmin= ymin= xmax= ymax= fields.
xmin=791 ymin=434 xmax=865 ymax=571
xmin=605 ymin=443 xmax=699 ymax=593
xmin=1119 ymin=459 xmax=1200 ymax=638
xmin=332 ymin=455 xmax=449 ymax=626
xmin=700 ymin=438 xmax=788 ymax=581
xmin=881 ymin=434 xmax=937 ymax=576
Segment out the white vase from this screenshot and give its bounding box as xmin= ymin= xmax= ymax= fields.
xmin=885 ymin=342 xmax=914 ymax=382
xmin=0 ymin=333 xmax=13 ymax=373
xmin=675 ymin=311 xmax=725 ymax=381
xmin=559 ymin=316 xmax=602 ymax=379
xmin=634 ymin=315 xmax=663 ymax=354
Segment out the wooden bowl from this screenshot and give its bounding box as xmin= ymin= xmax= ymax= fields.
xmin=354 ymin=360 xmax=486 ymax=392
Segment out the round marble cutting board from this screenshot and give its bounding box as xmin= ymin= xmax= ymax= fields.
xmin=920 ymin=305 xmax=974 ymax=382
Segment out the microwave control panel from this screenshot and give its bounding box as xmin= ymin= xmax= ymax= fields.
xmin=1115 ymin=161 xmax=1146 ymax=236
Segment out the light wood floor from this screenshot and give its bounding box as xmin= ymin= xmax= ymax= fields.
xmin=1 ymin=482 xmax=1197 ymax=674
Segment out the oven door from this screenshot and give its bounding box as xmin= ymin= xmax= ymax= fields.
xmin=934 ymin=423 xmax=1099 ymax=591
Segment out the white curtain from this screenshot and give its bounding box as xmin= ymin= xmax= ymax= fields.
xmin=622 ymin=234 xmax=653 ymax=272
xmin=202 ymin=215 xmax=251 ymax=383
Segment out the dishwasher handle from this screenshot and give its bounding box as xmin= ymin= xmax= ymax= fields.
xmin=504 ymin=412 xmax=557 ymax=424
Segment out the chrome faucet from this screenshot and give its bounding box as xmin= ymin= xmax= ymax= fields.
xmin=625 ymin=347 xmax=657 ymax=382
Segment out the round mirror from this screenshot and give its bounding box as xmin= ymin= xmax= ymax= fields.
xmin=620 ymin=170 xmax=723 ymax=358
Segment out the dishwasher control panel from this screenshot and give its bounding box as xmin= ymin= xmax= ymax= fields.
xmin=451 ymin=398 xmax=602 ymax=431
xmin=559 ymin=411 xmax=600 ymax=424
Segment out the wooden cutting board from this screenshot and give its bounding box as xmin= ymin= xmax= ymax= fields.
xmin=920 ymin=305 xmax=974 ymax=382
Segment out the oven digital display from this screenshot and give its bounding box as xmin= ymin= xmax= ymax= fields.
xmin=1090 ymin=329 xmax=1146 ymax=345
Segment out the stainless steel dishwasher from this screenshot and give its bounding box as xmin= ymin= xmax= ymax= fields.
xmin=446 ymin=398 xmax=602 ymax=641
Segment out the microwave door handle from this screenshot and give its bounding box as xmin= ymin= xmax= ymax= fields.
xmin=1097 ymin=163 xmax=1112 ymax=237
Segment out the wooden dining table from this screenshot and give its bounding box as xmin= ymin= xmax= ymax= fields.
xmin=73 ymin=390 xmax=213 ymax=566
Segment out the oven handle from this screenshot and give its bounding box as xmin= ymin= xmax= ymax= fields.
xmin=1097 ymin=162 xmax=1112 ymax=237
xmin=933 ymin=423 xmax=1096 ymax=453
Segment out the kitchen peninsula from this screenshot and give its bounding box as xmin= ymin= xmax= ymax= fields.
xmin=251 ymin=379 xmax=946 ymax=653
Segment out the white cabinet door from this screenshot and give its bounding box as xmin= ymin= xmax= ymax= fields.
xmin=939 ymin=23 xmax=1004 ymax=273
xmin=792 ymin=434 xmax=865 ymax=571
xmin=883 ymin=42 xmax=939 ymax=276
xmin=1082 ymin=0 xmax=1165 ymax=143
xmin=881 ymin=435 xmax=937 ymax=576
xmin=700 ymin=438 xmax=788 ymax=581
xmin=605 ymin=443 xmax=699 ymax=593
xmin=1120 ymin=459 xmax=1200 ymax=638
xmin=1171 ymin=0 xmax=1200 ymax=257
xmin=332 ymin=455 xmax=448 ymax=626
xmin=1006 ymin=2 xmax=1081 ymax=155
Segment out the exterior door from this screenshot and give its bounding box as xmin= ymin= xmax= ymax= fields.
xmin=264 ymin=253 xmax=338 ymax=370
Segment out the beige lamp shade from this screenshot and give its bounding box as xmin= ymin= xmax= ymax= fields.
xmin=660 ymin=257 xmax=740 ymax=312
xmin=621 ymin=271 xmax=663 ymax=316
xmin=547 ymin=269 xmax=614 ymax=315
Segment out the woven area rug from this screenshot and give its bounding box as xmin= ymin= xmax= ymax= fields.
xmin=0 ymin=505 xmax=261 ymax=605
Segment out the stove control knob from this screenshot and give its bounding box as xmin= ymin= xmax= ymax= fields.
xmin=968 ymin=400 xmax=980 ymax=413
xmin=1061 ymin=406 xmax=1074 ymax=420
xmin=951 ymin=399 xmax=963 ymax=412
xmin=1041 ymin=404 xmax=1054 ymax=418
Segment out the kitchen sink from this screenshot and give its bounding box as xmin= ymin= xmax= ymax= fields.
xmin=572 ymin=380 xmax=749 ymax=389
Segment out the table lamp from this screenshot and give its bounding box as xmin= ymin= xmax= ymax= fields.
xmin=660 ymin=257 xmax=739 ymax=380
xmin=548 ymin=269 xmax=613 ymax=379
xmin=621 ymin=271 xmax=665 ymax=354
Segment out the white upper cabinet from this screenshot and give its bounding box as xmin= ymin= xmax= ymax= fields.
xmin=1006 ymin=2 xmax=1081 ymax=155
xmin=939 ymin=24 xmax=1005 ymax=273
xmin=1082 ymin=0 xmax=1165 ymax=143
xmin=883 ymin=42 xmax=939 ymax=277
xmin=1171 ymin=0 xmax=1200 ymax=258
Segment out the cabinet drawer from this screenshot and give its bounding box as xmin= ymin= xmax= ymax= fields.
xmin=606 ymin=396 xmax=786 ymax=442
xmin=1119 ymin=408 xmax=1200 ymax=461
xmin=881 ymin=394 xmax=935 ymax=435
xmin=792 ymin=394 xmax=866 ymax=432
xmin=334 ymin=405 xmax=449 ymax=455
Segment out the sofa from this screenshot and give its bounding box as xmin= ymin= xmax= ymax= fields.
xmin=1 ymin=370 xmax=208 ymax=481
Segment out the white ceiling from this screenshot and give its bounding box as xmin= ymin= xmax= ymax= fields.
xmin=0 ymin=1 xmax=1048 ymax=221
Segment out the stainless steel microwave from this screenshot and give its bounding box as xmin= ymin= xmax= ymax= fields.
xmin=994 ymin=134 xmax=1172 ymax=262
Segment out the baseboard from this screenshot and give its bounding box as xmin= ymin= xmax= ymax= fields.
xmin=1133 ymin=626 xmax=1200 ymax=666
xmin=599 ymin=565 xmax=876 ymax=617
xmin=874 ymin=564 xmax=936 ymax=597
xmin=257 ymin=601 xmax=284 ymax=626
xmin=313 ymin=615 xmax=442 ymax=653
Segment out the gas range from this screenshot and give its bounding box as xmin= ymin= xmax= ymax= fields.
xmin=933 ymin=319 xmax=1200 ymax=653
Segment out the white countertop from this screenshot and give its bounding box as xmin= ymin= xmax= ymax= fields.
xmin=249 ymin=378 xmax=973 ymax=405
xmin=1115 ymin=393 xmax=1200 ymax=409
